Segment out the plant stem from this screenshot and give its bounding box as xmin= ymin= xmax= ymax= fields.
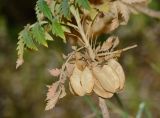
xmin=70 ymin=6 xmax=95 ymax=61
xmin=134 ymin=5 xmax=160 ymax=19
xmin=99 ymin=97 xmax=110 ymax=118
xmin=97 ymin=44 xmax=137 ymax=57
xmin=136 ymin=102 xmax=145 ymax=118
xmin=59 ymin=46 xmax=85 ymax=83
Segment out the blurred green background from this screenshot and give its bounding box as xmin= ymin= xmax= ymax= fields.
xmin=0 ymin=0 xmax=160 ymax=118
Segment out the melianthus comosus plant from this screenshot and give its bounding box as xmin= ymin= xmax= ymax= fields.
xmin=16 ymin=0 xmax=160 ymax=117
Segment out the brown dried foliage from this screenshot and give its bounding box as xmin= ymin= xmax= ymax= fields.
xmin=45 ymin=0 xmax=160 ymax=114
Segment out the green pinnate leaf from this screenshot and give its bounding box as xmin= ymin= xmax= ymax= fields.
xmin=31 ymin=23 xmax=48 ymax=47
xmin=35 ymin=2 xmax=43 ymax=22
xmin=60 ymin=0 xmax=70 ymax=18
xmin=76 ymin=0 xmax=90 ymax=10
xmin=21 ymin=25 xmax=38 ymax=50
xmin=52 ymin=19 xmax=66 ymax=43
xmin=37 ymin=0 xmax=53 ymax=21
xmin=45 ymin=32 xmax=54 ymax=41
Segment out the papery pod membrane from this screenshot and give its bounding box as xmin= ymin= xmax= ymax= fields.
xmin=93 ymin=65 xmax=119 ymax=93
xmin=70 ymin=65 xmax=86 ymax=96
xmin=76 ymin=60 xmax=86 ymax=71
xmin=102 ymin=65 xmax=120 ymax=91
xmin=81 ymin=67 xmax=94 ymax=93
xmin=93 ymin=76 xmax=113 ymax=98
xmin=108 ymin=59 xmax=125 ymax=90
xmin=69 ymin=81 xmax=75 ymax=95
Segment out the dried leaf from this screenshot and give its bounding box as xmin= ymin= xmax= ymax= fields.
xmin=121 ymin=0 xmax=147 ymax=5
xmin=112 ymin=36 xmax=119 ymax=49
xmin=100 ymin=38 xmax=113 ymax=51
xmin=91 ymin=12 xmax=114 ymax=36
xmin=45 ymin=90 xmax=61 ymax=110
xmin=16 ymin=58 xmax=24 ymax=69
xmin=106 ymin=18 xmax=119 ymax=33
xmin=46 ymin=81 xmax=59 ymax=100
xmin=16 ymin=35 xmax=25 ymax=69
xmin=48 ymin=68 xmax=61 ymax=77
xmin=95 ymin=45 xmax=101 ymax=54
xmin=81 ymin=67 xmax=94 ymax=93
xmin=66 ymin=63 xmax=74 ymax=77
xmin=45 ymin=81 xmax=60 ymax=110
xmin=115 ymin=1 xmax=130 ymax=25
xmin=59 ymin=85 xmax=67 ymax=99
xmin=100 ymin=36 xmax=117 ymax=51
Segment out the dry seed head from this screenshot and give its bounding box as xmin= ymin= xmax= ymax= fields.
xmin=107 ymin=59 xmax=125 ymax=90
xmin=76 ymin=60 xmax=86 ymax=71
xmin=92 ymin=65 xmax=117 ymax=93
xmin=92 ymin=62 xmax=123 ymax=93
xmin=93 ymin=76 xmax=113 ymax=98
xmin=69 ymin=81 xmax=75 ymax=95
xmin=102 ymin=65 xmax=120 ymax=91
xmin=69 ymin=65 xmax=95 ymax=95
xmin=81 ymin=67 xmax=94 ymax=93
xmin=70 ymin=65 xmax=86 ymax=96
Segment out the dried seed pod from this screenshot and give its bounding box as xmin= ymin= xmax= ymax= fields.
xmin=108 ymin=59 xmax=125 ymax=90
xmin=93 ymin=65 xmax=120 ymax=93
xmin=69 ymin=81 xmax=75 ymax=95
xmin=70 ymin=66 xmax=86 ymax=96
xmin=76 ymin=60 xmax=86 ymax=71
xmin=93 ymin=76 xmax=113 ymax=98
xmin=102 ymin=65 xmax=120 ymax=91
xmin=90 ymin=12 xmax=115 ymax=37
xmin=81 ymin=67 xmax=94 ymax=93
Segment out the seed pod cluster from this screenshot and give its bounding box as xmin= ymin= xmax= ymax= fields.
xmin=69 ymin=59 xmax=125 ymax=98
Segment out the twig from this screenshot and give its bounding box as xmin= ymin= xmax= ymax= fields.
xmin=97 ymin=44 xmax=137 ymax=57
xmin=134 ymin=5 xmax=160 ymax=19
xmin=136 ymin=102 xmax=146 ymax=118
xmin=121 ymin=1 xmax=160 ymax=19
xmin=66 ymin=22 xmax=79 ymax=29
xmin=70 ymin=6 xmax=95 ymax=61
xmin=99 ymin=97 xmax=110 ymax=118
xmin=66 ymin=33 xmax=85 ymax=45
xmin=59 ymin=46 xmax=85 ymax=83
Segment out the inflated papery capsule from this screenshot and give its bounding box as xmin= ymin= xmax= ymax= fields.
xmin=81 ymin=67 xmax=94 ymax=93
xmin=92 ymin=65 xmax=120 ymax=93
xmin=70 ymin=66 xmax=86 ymax=96
xmin=93 ymin=76 xmax=113 ymax=98
xmin=108 ymin=59 xmax=125 ymax=90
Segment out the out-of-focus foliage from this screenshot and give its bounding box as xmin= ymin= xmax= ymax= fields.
xmin=0 ymin=0 xmax=160 ymax=118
